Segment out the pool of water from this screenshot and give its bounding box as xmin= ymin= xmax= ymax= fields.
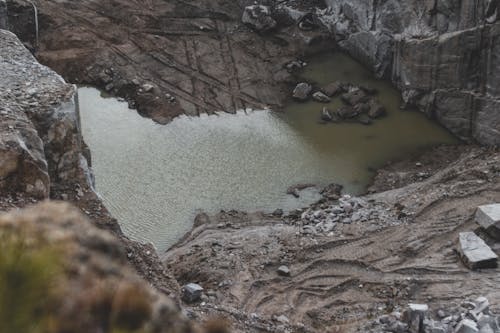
xmin=79 ymin=52 xmax=457 ymax=252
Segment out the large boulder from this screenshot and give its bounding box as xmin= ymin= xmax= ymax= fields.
xmin=457 ymin=232 xmax=498 ymax=270
xmin=242 ymin=5 xmax=277 ymax=32
xmin=475 ymin=204 xmax=500 ymax=239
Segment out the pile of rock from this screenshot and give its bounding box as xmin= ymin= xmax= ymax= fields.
xmin=291 ymin=81 xmax=387 ymax=125
xmin=298 ymin=194 xmax=402 ymax=236
xmin=363 ymin=297 xmax=499 ymax=333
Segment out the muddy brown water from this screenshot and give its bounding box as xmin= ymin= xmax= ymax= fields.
xmin=79 ymin=53 xmax=457 ymax=252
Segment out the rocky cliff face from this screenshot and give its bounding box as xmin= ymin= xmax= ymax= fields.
xmin=324 ymin=0 xmax=500 ymax=145
xmin=0 ymin=29 xmax=92 ymax=198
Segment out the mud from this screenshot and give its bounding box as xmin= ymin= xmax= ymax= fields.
xmin=7 ymin=0 xmax=332 ymax=124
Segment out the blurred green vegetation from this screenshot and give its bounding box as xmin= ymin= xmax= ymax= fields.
xmin=0 ymin=230 xmax=61 ymax=333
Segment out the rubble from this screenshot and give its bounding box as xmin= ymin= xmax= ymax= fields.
xmin=364 ymin=297 xmax=499 ymax=333
xmin=299 ymin=194 xmax=403 ymax=236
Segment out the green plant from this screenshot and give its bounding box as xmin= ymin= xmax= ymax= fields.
xmin=0 ymin=229 xmax=62 ymax=333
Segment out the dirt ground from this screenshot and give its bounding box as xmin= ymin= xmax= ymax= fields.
xmin=7 ymin=0 xmax=332 ymax=123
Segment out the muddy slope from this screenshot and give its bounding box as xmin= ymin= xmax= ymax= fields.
xmin=7 ymin=0 xmax=332 ymax=124
xmin=164 ymin=146 xmax=500 ymax=332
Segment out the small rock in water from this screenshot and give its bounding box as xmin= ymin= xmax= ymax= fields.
xmin=312 ymin=91 xmax=331 ymax=103
xmin=321 ymin=107 xmax=333 ymax=122
xmin=182 ymin=283 xmax=204 ymax=303
xmin=368 ymin=99 xmax=386 ymax=118
xmin=293 ymin=83 xmax=312 ymax=101
xmin=322 ymin=81 xmax=346 ymax=97
xmin=277 ymin=265 xmax=291 ymax=276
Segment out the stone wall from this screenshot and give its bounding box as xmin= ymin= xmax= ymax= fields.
xmin=0 ymin=29 xmax=92 ymax=198
xmin=323 ymin=0 xmax=500 ymax=145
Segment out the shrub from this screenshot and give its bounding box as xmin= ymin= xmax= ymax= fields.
xmin=0 ymin=230 xmax=62 ymax=333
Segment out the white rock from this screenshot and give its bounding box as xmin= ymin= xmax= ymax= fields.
xmin=458 ymin=232 xmax=498 ymax=270
xmin=455 ymin=319 xmax=479 ymax=333
xmin=475 ymin=204 xmax=500 ymax=239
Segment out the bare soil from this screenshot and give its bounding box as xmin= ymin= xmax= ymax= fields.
xmin=8 ymin=0 xmax=333 ymax=123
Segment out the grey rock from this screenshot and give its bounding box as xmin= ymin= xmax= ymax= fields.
xmin=403 ymin=303 xmax=428 ymax=333
xmin=479 ymin=324 xmax=494 ymax=333
xmin=242 ymin=5 xmax=277 ymax=32
xmin=341 ymin=89 xmax=369 ymax=106
xmin=277 ymin=265 xmax=291 ymax=276
xmin=336 ymin=105 xmax=358 ymax=119
xmin=322 ymin=82 xmax=346 ymax=96
xmin=321 ymin=107 xmax=334 ymax=122
xmin=293 ymin=83 xmax=312 ymax=101
xmin=368 ymin=99 xmax=387 ymax=118
xmin=458 ymin=232 xmax=498 ymax=270
xmin=475 ymin=204 xmax=500 ymax=240
xmin=312 ymin=91 xmax=331 ymax=103
xmin=455 ymin=319 xmax=479 ymax=333
xmin=182 ymin=283 xmax=204 ymax=303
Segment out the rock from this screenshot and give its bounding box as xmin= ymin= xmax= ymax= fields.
xmin=182 ymin=283 xmax=204 ymax=303
xmin=341 ymin=88 xmax=369 ymax=106
xmin=472 ymin=297 xmax=490 ymax=317
xmin=368 ymin=99 xmax=387 ymax=118
xmin=293 ymin=83 xmax=312 ymax=101
xmin=273 ymin=209 xmax=284 ymax=217
xmin=456 ymin=319 xmax=479 ymax=333
xmin=475 ymin=204 xmax=500 ymax=240
xmin=321 ymin=107 xmax=334 ymax=122
xmin=360 ymin=85 xmax=378 ymax=95
xmin=358 ymin=114 xmax=373 ymax=125
xmin=320 ymin=183 xmax=343 ymax=200
xmin=322 ymin=82 xmax=346 ymax=97
xmin=457 ymin=232 xmax=498 ymax=270
xmin=277 ymin=265 xmax=290 ymax=276
xmin=312 ymin=91 xmax=331 ymax=103
xmin=336 ymin=105 xmax=358 ymax=119
xmin=479 ymin=324 xmax=494 ymax=333
xmin=298 ymin=13 xmax=320 ymax=31
xmin=403 ymin=303 xmax=428 ymax=333
xmin=276 ymin=315 xmax=289 ymax=324
xmin=354 ymin=102 xmax=370 ymax=114
xmin=142 ymin=83 xmax=155 ymax=93
xmin=242 ymin=5 xmax=277 ymax=32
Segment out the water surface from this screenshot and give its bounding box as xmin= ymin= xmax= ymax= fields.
xmin=79 ymin=53 xmax=457 ymax=251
